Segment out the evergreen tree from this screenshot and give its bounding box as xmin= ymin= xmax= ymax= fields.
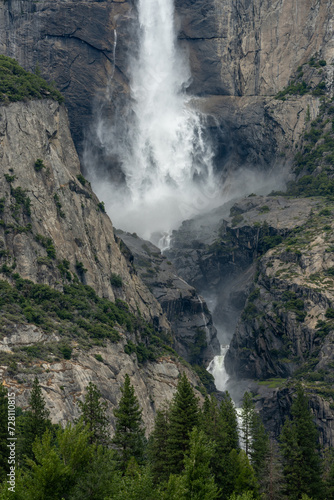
xmin=181 ymin=427 xmax=220 ymax=500
xmin=231 ymin=449 xmax=259 ymax=498
xmin=280 ymin=384 xmax=322 ymax=499
xmin=323 ymin=447 xmax=334 ymax=499
xmin=112 ymin=374 xmax=145 ymax=469
xmin=250 ymin=412 xmax=269 ymax=483
xmin=78 ymin=381 xmax=109 ymax=445
xmin=167 ymin=372 xmax=200 ymax=474
xmin=201 ymin=395 xmax=220 ymax=441
xmin=19 ymin=377 xmax=51 ymax=459
xmin=212 ymin=392 xmax=240 ymax=499
xmin=0 ymin=385 xmax=8 ymax=481
xmin=240 ymin=392 xmax=254 ymax=458
xmin=149 ymin=404 xmax=170 ymax=483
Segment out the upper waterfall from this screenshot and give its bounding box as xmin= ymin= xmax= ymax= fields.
xmin=88 ymin=0 xmax=219 ymax=241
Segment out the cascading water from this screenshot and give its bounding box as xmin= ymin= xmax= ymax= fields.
xmin=90 ymin=0 xmax=219 ymax=241
xmin=207 ymin=345 xmax=230 ymax=392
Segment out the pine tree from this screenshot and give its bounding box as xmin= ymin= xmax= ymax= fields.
xmin=19 ymin=377 xmax=51 ymax=459
xmin=241 ymin=392 xmax=254 ymax=458
xmin=167 ymin=372 xmax=200 ymax=474
xmin=250 ymin=412 xmax=269 ymax=483
xmin=149 ymin=404 xmax=170 ymax=483
xmin=181 ymin=427 xmax=220 ymax=500
xmin=280 ymin=384 xmax=322 ymax=499
xmin=112 ymin=374 xmax=145 ymax=469
xmin=323 ymin=447 xmax=334 ymax=499
xmin=231 ymin=449 xmax=259 ymax=498
xmin=210 ymin=391 xmax=240 ymax=499
xmin=78 ymin=381 xmax=109 ymax=445
xmin=0 ymin=385 xmax=8 ymax=481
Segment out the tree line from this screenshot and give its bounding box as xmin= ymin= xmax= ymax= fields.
xmin=0 ymin=374 xmax=333 ymax=499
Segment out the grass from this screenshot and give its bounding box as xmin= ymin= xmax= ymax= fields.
xmin=0 ymin=55 xmax=64 ymax=103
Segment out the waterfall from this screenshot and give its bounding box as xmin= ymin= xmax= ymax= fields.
xmin=207 ymin=345 xmax=230 ymax=391
xmin=91 ymin=0 xmax=219 ymax=241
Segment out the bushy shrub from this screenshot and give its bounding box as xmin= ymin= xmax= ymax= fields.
xmin=0 ymin=55 xmax=64 ymax=103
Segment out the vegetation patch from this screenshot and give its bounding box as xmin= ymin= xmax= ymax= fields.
xmin=0 ymin=55 xmax=64 ymax=103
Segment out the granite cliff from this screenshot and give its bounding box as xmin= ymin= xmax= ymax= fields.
xmin=0 ymin=97 xmax=213 ymax=433
xmin=1 ymin=0 xmax=333 ymax=173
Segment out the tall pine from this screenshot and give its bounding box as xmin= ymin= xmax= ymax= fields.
xmin=19 ymin=377 xmax=51 ymax=459
xmin=149 ymin=404 xmax=170 ymax=483
xmin=112 ymin=374 xmax=145 ymax=469
xmin=280 ymin=384 xmax=322 ymax=499
xmin=78 ymin=382 xmax=109 ymax=445
xmin=167 ymin=372 xmax=199 ymax=474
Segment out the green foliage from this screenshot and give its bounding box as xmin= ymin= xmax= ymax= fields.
xmin=34 ymin=159 xmax=45 ymax=172
xmin=110 ymin=273 xmax=123 ymax=288
xmin=325 ymin=308 xmax=334 ymax=319
xmin=167 ymin=372 xmax=200 ymax=474
xmin=57 ymin=259 xmax=71 ymax=280
xmin=59 ymin=344 xmax=72 ymax=359
xmin=53 ymin=193 xmax=65 ymax=218
xmin=18 ymin=377 xmax=52 ymax=460
xmin=192 ymin=364 xmax=216 ymax=393
xmin=124 ymin=339 xmax=158 ymax=363
xmin=77 ymin=174 xmax=87 ymax=186
xmin=275 ymin=80 xmax=309 ymax=100
xmin=98 ymin=201 xmax=106 ymax=213
xmin=78 ymin=382 xmax=109 ymax=446
xmin=180 ymin=427 xmax=220 ymax=499
xmin=241 ymin=303 xmax=257 ymax=321
xmin=0 ymin=277 xmax=166 ymax=360
xmin=230 ymin=449 xmax=259 ymax=498
xmin=190 ymin=329 xmax=207 ymax=363
xmin=282 ymin=291 xmax=306 ymax=322
xmin=0 ymin=55 xmax=64 ymax=103
xmin=95 ymin=353 xmax=103 ymax=362
xmin=232 ymin=214 xmax=244 ymax=227
xmin=10 ymin=185 xmax=31 ymax=218
xmin=280 ymin=385 xmax=322 ymax=499
xmin=149 ymin=405 xmax=171 ymax=483
xmin=75 ymin=260 xmax=87 ymax=276
xmin=112 ymin=374 xmax=146 ymax=469
xmin=35 ymin=234 xmax=56 ymax=259
xmin=201 ymin=392 xmax=240 ymax=498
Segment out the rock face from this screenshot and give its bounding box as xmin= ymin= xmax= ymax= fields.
xmin=177 ymin=0 xmax=334 ymax=97
xmin=168 ymin=194 xmax=334 ymax=445
xmin=0 ymin=99 xmax=164 ymax=323
xmin=1 ymin=329 xmax=200 ymax=435
xmin=0 ymin=99 xmax=206 ymax=433
xmin=115 ymin=230 xmax=220 ymax=366
xmin=0 ymin=0 xmax=135 ymax=150
xmin=1 ymin=0 xmax=333 ymax=172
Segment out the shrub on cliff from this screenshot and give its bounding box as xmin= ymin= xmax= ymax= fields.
xmin=0 ymin=55 xmax=64 ymax=103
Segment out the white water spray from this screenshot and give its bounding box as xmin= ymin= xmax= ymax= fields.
xmin=91 ymin=0 xmax=219 ymax=241
xmin=207 ymin=345 xmax=230 ymax=392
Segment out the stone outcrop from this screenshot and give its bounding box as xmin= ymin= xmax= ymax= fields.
xmin=115 ymin=230 xmax=220 ymax=365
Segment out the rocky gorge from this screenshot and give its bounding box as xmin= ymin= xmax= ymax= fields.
xmin=1 ymin=0 xmax=334 ymax=450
